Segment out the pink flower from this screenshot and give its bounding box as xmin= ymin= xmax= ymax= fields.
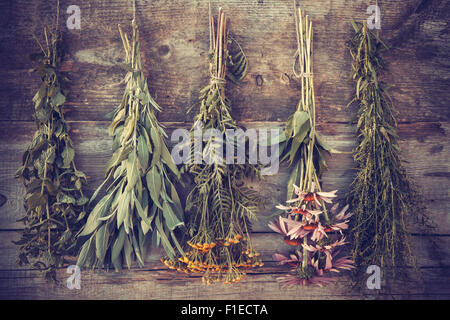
xmin=303 ymin=237 xmax=348 ymax=270
xmin=325 ymin=204 xmax=353 ymax=232
xmin=273 ymin=252 xmax=299 ymax=266
xmin=286 ymin=183 xmax=337 ymax=208
xmin=268 ymin=216 xmax=289 ymax=236
xmin=310 ymin=221 xmax=327 ymax=241
xmin=329 ymin=256 xmax=354 ymax=272
xmin=268 ymin=216 xmax=310 ymax=240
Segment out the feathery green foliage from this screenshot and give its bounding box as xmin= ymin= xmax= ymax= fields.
xmin=161 ymin=7 xmax=263 ymax=285
xmin=347 ymin=21 xmax=428 ymax=279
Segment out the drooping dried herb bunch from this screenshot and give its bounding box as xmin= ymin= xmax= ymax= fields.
xmin=161 ymin=7 xmax=263 ymax=285
xmin=14 ymin=13 xmax=88 ymax=281
xmin=76 ymin=18 xmax=185 ymax=271
xmin=346 ymin=21 xmax=428 ymax=279
xmin=279 ymin=6 xmax=338 ymax=202
xmin=269 ymin=5 xmax=353 ymax=287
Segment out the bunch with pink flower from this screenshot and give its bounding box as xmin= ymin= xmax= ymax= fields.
xmin=268 ymin=182 xmax=354 ymax=287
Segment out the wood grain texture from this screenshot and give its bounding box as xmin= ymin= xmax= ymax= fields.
xmin=1 ymin=266 xmax=449 ymax=300
xmin=0 ymin=0 xmax=449 ymax=299
xmin=0 ymin=0 xmax=449 ymax=123
xmin=0 ymin=230 xmax=448 ymax=270
xmin=1 ymin=121 xmax=448 ymax=232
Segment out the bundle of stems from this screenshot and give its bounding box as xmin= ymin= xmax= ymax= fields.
xmin=347 ymin=21 xmax=428 ymax=279
xmin=269 ymin=6 xmax=353 ymax=287
xmin=14 ymin=5 xmax=88 ymax=281
xmin=161 ymin=6 xmax=263 ymax=285
xmin=280 ymin=5 xmax=337 ymax=203
xmin=76 ymin=18 xmax=185 ymax=271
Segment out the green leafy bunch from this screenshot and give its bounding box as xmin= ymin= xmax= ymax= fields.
xmin=279 ymin=7 xmax=338 ymax=202
xmin=162 ymin=7 xmax=262 ymax=285
xmin=15 ymin=25 xmax=88 ymax=281
xmin=76 ymin=19 xmax=185 ymax=271
xmin=347 ymin=21 xmax=427 ymax=277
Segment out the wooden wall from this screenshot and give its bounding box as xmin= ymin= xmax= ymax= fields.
xmin=0 ymin=0 xmax=449 ymax=299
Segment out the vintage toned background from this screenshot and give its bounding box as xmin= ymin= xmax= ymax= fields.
xmin=0 ymin=0 xmax=448 ymax=299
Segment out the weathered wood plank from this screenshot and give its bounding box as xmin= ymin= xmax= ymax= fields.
xmin=1 ymin=121 xmax=448 ymax=232
xmin=0 ymin=264 xmax=448 ymax=300
xmin=1 ymin=230 xmax=448 ymax=274
xmin=0 ymin=0 xmax=448 ymax=300
xmin=0 ymin=0 xmax=448 ymax=123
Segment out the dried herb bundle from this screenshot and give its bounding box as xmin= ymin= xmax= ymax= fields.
xmin=161 ymin=7 xmax=263 ymax=285
xmin=76 ymin=19 xmax=185 ymax=271
xmin=347 ymin=21 xmax=424 ymax=277
xmin=14 ymin=21 xmax=88 ymax=281
xmin=280 ymin=6 xmax=337 ymax=202
xmin=269 ymin=6 xmax=353 ymax=287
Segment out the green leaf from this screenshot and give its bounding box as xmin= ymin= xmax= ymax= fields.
xmin=315 ymin=133 xmax=341 ymax=154
xmin=76 ymin=195 xmax=89 ymax=206
xmin=137 ymin=134 xmax=149 ymax=171
xmin=26 ymin=193 xmax=47 ymax=209
xmin=95 ymin=224 xmax=108 ymax=261
xmin=285 ymin=115 xmax=294 ymax=138
xmin=380 ymin=126 xmax=390 ymax=142
xmin=76 ymin=236 xmax=93 ymax=268
xmin=161 ymin=143 xmax=180 ymax=178
xmin=151 ymin=221 xmax=161 ymax=248
xmin=133 ymin=190 xmax=151 ymax=226
xmin=162 ymin=201 xmax=184 ymax=231
xmin=74 ymin=179 xmax=83 ymax=190
xmin=51 ymin=91 xmax=66 ymax=107
xmin=288 ymin=121 xmax=310 ymax=164
xmin=170 ymin=230 xmax=185 ymax=256
xmin=123 ymin=235 xmax=132 ymax=269
xmin=146 ymin=166 xmax=162 ymax=209
xmin=75 ymin=170 xmax=87 ymax=179
xmin=155 ymin=213 xmax=175 ymax=260
xmin=61 ymin=145 xmax=75 ymax=168
xmin=108 ymin=108 xmax=125 ymax=136
xmin=117 ymin=191 xmax=130 ymax=230
xmin=293 ymin=110 xmax=309 ymax=137
xmin=58 ymin=193 xmax=76 ymax=204
xmin=105 ymin=145 xmax=132 ymax=177
xmin=150 ymin=126 xmax=161 ymax=167
xmin=169 ymin=182 xmax=184 ymax=221
xmin=125 ymin=151 xmax=139 ymax=191
xmin=141 ymin=219 xmax=151 ymax=235
xmin=111 ymin=226 xmax=125 ymax=271
xmin=79 ymin=196 xmax=110 ymax=236
xmin=131 ymin=232 xmax=145 ymax=266
xmin=287 ymin=161 xmax=300 ymax=200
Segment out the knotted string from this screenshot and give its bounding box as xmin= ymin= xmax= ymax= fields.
xmin=292 ymin=50 xmax=313 ymax=78
xmin=210 ymin=76 xmax=227 ymax=86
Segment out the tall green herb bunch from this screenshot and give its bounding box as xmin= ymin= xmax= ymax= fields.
xmin=347 ymin=21 xmax=423 ymax=277
xmin=14 ymin=16 xmax=89 ymax=281
xmin=76 ymin=19 xmax=185 ymax=271
xmin=161 ymin=7 xmax=263 ymax=285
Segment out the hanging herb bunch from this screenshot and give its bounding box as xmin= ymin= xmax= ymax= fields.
xmin=268 ymin=6 xmax=353 ymax=287
xmin=76 ymin=17 xmax=185 ymax=271
xmin=14 ymin=8 xmax=89 ymax=281
xmin=161 ymin=6 xmax=263 ymax=285
xmin=279 ymin=4 xmax=338 ymax=202
xmin=346 ymin=21 xmax=430 ymax=279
